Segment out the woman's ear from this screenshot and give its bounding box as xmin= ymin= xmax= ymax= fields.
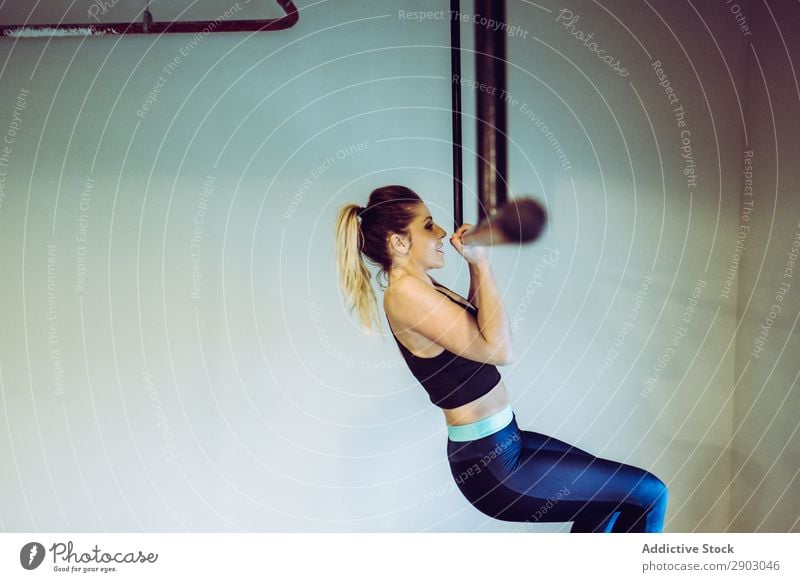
xmin=388 ymin=232 xmax=410 ymax=255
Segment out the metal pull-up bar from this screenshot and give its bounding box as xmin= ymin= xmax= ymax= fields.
xmin=474 ymin=0 xmax=508 ymax=223
xmin=451 ymin=0 xmax=464 ymax=233
xmin=457 ymin=0 xmax=547 ymax=247
xmin=1 ymin=0 xmax=298 ymax=37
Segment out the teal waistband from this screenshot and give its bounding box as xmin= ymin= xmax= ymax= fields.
xmin=447 ymin=404 xmax=514 ymax=442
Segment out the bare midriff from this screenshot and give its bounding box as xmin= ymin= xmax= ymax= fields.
xmin=441 ymin=379 xmax=510 ymax=426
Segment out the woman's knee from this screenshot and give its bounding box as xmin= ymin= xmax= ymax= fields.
xmin=638 ymin=472 xmax=668 ymax=508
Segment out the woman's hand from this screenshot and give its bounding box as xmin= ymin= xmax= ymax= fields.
xmin=450 ymin=224 xmax=489 ymax=265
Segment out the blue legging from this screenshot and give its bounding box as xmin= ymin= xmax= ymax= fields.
xmin=447 ymin=414 xmax=668 ymax=532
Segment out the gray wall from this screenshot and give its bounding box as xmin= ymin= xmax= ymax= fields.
xmin=0 ymin=0 xmax=796 ymax=532
xmin=730 ymin=1 xmax=800 ymax=533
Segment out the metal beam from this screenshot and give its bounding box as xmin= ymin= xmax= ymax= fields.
xmin=474 ymin=0 xmax=508 ymax=221
xmin=1 ymin=0 xmax=298 ymax=37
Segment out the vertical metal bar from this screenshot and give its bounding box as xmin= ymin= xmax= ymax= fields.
xmin=474 ymin=0 xmax=508 ymax=222
xmin=450 ymin=0 xmax=463 ymax=232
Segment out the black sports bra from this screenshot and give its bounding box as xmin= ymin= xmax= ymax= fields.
xmin=387 ymin=281 xmax=502 ymax=409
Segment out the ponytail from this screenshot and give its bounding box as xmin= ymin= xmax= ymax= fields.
xmin=334 ymin=204 xmax=380 ymax=334
xmin=334 ymin=186 xmax=423 ymax=334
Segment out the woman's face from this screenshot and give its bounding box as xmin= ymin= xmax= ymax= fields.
xmin=405 ymin=203 xmax=447 ymax=269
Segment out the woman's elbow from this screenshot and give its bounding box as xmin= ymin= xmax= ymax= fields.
xmin=499 ymin=352 xmax=517 ymax=366
xmin=493 ymin=346 xmax=517 ymax=366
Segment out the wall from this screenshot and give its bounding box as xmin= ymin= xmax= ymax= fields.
xmin=0 ymin=0 xmax=796 ymax=532
xmin=730 ymin=0 xmax=800 ymax=532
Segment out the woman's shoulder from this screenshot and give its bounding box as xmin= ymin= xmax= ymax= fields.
xmin=383 ymin=277 xmax=425 ymax=341
xmin=384 ymin=275 xmax=430 ymax=310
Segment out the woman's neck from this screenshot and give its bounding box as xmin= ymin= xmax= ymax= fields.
xmin=387 ymin=267 xmax=433 ymax=287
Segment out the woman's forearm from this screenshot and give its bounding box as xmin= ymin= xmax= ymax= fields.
xmin=468 ymin=262 xmax=479 ymax=306
xmin=469 ymin=260 xmax=515 ymax=362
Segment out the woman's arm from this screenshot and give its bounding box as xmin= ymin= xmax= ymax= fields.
xmin=468 ymin=262 xmax=480 ymax=306
xmin=467 ymin=258 xmax=515 ymax=364
xmin=452 ymin=225 xmax=515 ymax=364
xmin=388 ymin=276 xmax=514 ymax=365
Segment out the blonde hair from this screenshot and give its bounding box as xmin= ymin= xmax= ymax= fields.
xmin=334 ymin=204 xmax=381 ymax=333
xmin=334 ymin=186 xmax=423 ymax=334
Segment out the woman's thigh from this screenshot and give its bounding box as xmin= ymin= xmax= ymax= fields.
xmin=450 ymin=449 xmax=645 ymax=523
xmin=519 ymin=428 xmax=595 ymax=457
xmin=491 ymin=446 xmax=665 ymax=520
xmin=513 ymin=429 xmax=664 ymax=511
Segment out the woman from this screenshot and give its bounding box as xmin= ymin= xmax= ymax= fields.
xmin=334 ymin=185 xmax=668 ymax=532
